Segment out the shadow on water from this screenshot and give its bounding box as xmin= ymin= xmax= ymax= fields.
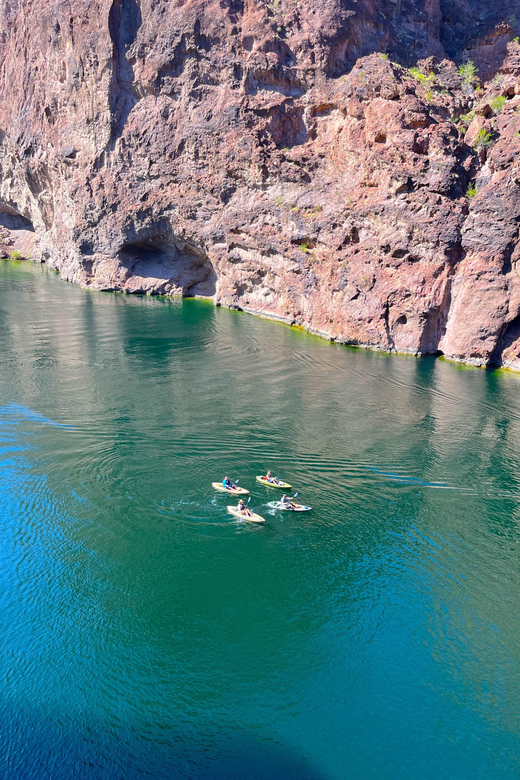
xmin=1 ymin=708 xmax=326 ymax=780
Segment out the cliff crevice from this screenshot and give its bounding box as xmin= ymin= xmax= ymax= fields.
xmin=108 ymin=0 xmax=142 ymax=142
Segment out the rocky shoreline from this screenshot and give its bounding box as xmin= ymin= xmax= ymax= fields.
xmin=2 ymin=1 xmax=520 ymax=369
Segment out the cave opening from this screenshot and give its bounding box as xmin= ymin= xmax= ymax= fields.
xmin=117 ymin=235 xmax=217 ymax=297
xmin=0 ymin=205 xmax=34 ymax=232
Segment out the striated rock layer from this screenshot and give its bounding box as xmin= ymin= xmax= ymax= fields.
xmin=2 ymin=0 xmax=520 ymax=368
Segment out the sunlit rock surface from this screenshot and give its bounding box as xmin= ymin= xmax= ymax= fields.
xmin=2 ymin=0 xmax=520 ymax=368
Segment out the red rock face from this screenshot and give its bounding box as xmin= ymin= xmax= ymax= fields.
xmin=2 ymin=0 xmax=520 ymax=368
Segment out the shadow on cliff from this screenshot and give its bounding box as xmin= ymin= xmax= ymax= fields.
xmin=491 ymin=313 xmax=520 ymax=367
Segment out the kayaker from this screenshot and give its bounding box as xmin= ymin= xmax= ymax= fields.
xmin=265 ymin=471 xmax=279 ymax=484
xmin=281 ymin=494 xmax=296 ymax=509
xmin=237 ymin=499 xmax=252 ymax=517
xmin=223 ymin=476 xmax=237 ymax=490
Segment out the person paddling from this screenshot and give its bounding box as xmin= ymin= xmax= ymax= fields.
xmin=264 ymin=470 xmax=280 ymax=485
xmin=281 ymin=493 xmax=296 ymax=509
xmin=237 ymin=499 xmax=252 ymax=517
xmin=223 ymin=476 xmax=237 ymax=490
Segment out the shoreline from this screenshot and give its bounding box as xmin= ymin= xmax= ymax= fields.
xmin=6 ymin=256 xmax=518 ymax=375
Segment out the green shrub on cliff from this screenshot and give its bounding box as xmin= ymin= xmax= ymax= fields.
xmin=458 ymin=60 xmax=478 ymax=89
xmin=466 ymin=183 xmax=477 ymax=198
xmin=305 ymin=205 xmax=323 ymax=217
xmin=459 ymin=110 xmax=475 ymax=125
xmin=473 ymin=128 xmax=493 ymax=148
xmin=491 ymin=95 xmax=507 ymax=113
xmin=10 ymin=250 xmax=22 ymax=260
xmin=408 ymin=67 xmax=435 ymax=86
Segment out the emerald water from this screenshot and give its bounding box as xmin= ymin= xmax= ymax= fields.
xmin=1 ymin=260 xmax=520 ymax=779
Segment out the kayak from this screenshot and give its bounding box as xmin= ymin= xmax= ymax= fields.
xmin=227 ymin=505 xmax=265 ymax=523
xmin=268 ymin=501 xmax=312 ymax=512
xmin=212 ymin=482 xmax=249 ymax=495
xmin=256 ymin=476 xmax=292 ymax=489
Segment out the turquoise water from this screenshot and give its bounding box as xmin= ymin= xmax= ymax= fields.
xmin=1 ymin=260 xmax=520 ymax=778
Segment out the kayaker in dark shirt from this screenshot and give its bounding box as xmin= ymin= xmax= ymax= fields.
xmin=223 ymin=476 xmax=237 ymax=490
xmin=237 ymin=499 xmax=252 ymax=517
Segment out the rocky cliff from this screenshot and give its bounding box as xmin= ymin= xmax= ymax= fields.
xmin=2 ymin=0 xmax=520 ymax=368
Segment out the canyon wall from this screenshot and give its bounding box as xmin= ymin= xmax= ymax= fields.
xmin=2 ymin=0 xmax=520 ymax=368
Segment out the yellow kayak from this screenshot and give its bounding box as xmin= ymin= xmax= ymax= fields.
xmin=227 ymin=505 xmax=265 ymax=523
xmin=212 ymin=482 xmax=249 ymax=495
xmin=256 ymin=476 xmax=292 ymax=489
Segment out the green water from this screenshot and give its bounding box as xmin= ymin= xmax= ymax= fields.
xmin=1 ymin=260 xmax=520 ymax=779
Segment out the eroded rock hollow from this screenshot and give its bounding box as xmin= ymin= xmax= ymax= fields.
xmin=2 ymin=0 xmax=520 ymax=368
